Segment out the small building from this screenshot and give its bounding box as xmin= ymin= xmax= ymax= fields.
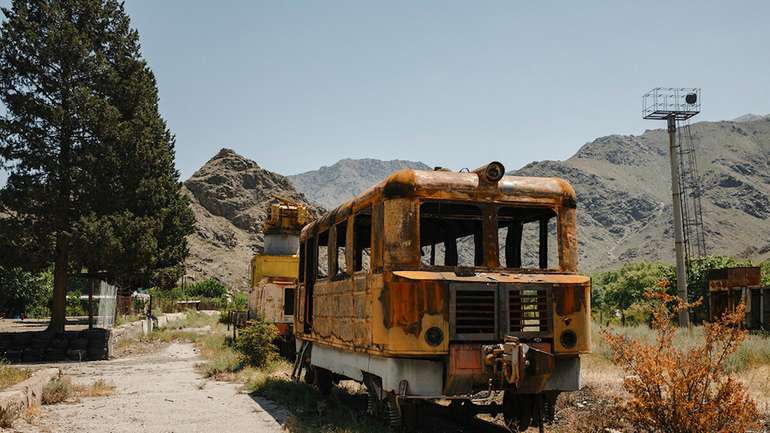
xmin=708 ymin=267 xmax=769 ymax=329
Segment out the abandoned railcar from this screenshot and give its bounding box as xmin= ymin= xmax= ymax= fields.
xmin=293 ymin=162 xmax=591 ymax=429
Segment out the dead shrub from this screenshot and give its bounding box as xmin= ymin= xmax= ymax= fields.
xmin=42 ymin=377 xmax=76 ymax=404
xmin=78 ymin=379 xmax=115 ymax=397
xmin=0 ymin=403 xmax=20 ymax=428
xmin=603 ymin=291 xmax=760 ymax=433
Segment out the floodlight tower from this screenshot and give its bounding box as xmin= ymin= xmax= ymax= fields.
xmin=643 ymin=88 xmax=701 ymax=327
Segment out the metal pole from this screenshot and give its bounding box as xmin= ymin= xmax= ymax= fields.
xmin=88 ymin=280 xmax=94 ymax=330
xmin=667 ymin=116 xmax=689 ymax=327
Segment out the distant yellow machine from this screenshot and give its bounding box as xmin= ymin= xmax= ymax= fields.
xmin=249 ymin=198 xmax=308 ymax=351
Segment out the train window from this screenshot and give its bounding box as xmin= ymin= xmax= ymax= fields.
xmin=497 ymin=206 xmax=558 ymax=269
xmin=419 ymin=202 xmax=483 ymax=267
xmin=283 ymin=288 xmax=295 ymax=316
xmin=335 ymin=220 xmax=348 ymax=276
xmin=317 ymin=230 xmax=329 ymax=279
xmin=353 ymin=207 xmax=372 ymax=272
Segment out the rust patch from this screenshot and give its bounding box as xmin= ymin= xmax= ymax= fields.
xmin=383 ymin=169 xmax=417 ymax=198
xmin=380 ymin=274 xmax=445 ymax=336
xmin=554 ymin=284 xmax=586 ymax=316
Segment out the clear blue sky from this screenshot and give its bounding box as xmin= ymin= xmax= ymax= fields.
xmin=1 ymin=1 xmax=769 ymax=183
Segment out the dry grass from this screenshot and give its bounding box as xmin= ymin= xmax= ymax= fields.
xmin=0 ymin=403 xmax=20 ymax=428
xmin=42 ymin=377 xmax=115 ymax=404
xmin=42 ymin=378 xmax=76 ymax=404
xmin=592 ymin=321 xmax=770 ymax=373
xmin=22 ymin=405 xmax=41 ymax=424
xmin=78 ymin=378 xmax=115 ymax=398
xmin=0 ymin=362 xmax=31 ymax=390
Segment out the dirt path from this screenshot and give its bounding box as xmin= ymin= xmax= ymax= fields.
xmin=14 ymin=343 xmax=287 ymax=433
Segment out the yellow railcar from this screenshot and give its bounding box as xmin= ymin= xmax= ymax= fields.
xmin=294 ymin=162 xmax=591 ymax=429
xmin=250 ymin=201 xmax=308 ymax=354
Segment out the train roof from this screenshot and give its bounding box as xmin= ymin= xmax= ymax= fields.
xmin=301 ymin=167 xmax=577 ymax=238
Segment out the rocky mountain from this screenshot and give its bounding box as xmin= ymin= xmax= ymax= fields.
xmin=513 ymin=116 xmax=770 ymax=271
xmin=182 ymin=149 xmax=322 ymax=290
xmin=288 ymin=159 xmax=431 ymax=209
xmin=184 ymin=116 xmax=770 ymax=287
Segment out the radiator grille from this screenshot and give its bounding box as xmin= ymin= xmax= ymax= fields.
xmin=453 ymin=287 xmax=496 ymax=337
xmin=508 ymin=287 xmax=550 ymax=335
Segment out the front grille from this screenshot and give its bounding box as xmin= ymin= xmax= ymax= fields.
xmin=451 ymin=285 xmax=497 ymax=340
xmin=508 ymin=286 xmax=550 ymax=335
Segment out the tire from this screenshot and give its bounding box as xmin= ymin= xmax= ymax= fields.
xmin=503 ymin=392 xmax=535 ymax=432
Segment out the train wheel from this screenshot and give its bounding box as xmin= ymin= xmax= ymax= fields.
xmin=503 ymin=392 xmax=534 ymax=432
xmin=385 ymin=394 xmax=402 ymax=430
xmin=313 ymin=366 xmax=333 ymax=396
xmin=543 ymin=391 xmax=559 ymax=423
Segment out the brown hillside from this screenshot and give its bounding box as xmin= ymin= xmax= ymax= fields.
xmin=514 ymin=117 xmax=770 ymax=271
xmin=183 ymin=149 xmax=322 ymax=290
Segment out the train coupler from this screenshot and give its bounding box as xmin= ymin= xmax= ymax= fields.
xmin=482 ymin=336 xmax=554 ymax=390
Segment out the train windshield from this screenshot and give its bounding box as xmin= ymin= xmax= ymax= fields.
xmin=419 ymin=201 xmax=558 ymax=270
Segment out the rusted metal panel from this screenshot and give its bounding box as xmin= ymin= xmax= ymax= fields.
xmin=445 ymin=343 xmax=488 ymax=395
xmin=391 ymin=271 xmax=589 ymax=285
xmin=300 ymin=169 xmax=577 ymax=242
xmin=708 ymin=267 xmax=762 ymax=291
xmin=383 ymin=198 xmax=419 ymax=270
xmin=552 ymin=283 xmax=591 ymax=354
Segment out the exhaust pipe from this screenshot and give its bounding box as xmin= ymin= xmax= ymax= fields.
xmin=473 ymin=161 xmax=505 ymax=183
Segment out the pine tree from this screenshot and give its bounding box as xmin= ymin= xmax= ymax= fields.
xmin=0 ymin=0 xmax=194 ymax=332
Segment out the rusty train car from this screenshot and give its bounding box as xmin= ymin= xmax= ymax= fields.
xmin=293 ymin=162 xmax=591 ymax=429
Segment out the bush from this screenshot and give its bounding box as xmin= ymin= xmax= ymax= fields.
xmin=603 ymin=292 xmax=760 ymax=433
xmin=66 ymin=289 xmax=85 ymax=316
xmin=233 ymin=319 xmax=278 ymax=368
xmin=186 ymin=278 xmax=228 ymax=298
xmin=0 ymin=266 xmax=52 ymax=318
xmin=219 ymin=292 xmax=249 ymax=325
xmin=42 ymin=378 xmax=76 ymax=404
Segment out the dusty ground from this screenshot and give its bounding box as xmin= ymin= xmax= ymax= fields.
xmin=7 ymin=343 xmax=288 ymax=433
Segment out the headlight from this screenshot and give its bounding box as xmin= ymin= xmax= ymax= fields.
xmin=559 ymin=330 xmax=577 ymax=349
xmin=425 ymin=327 xmax=444 ymax=347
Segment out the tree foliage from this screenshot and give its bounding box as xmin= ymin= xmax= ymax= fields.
xmin=592 ymin=256 xmax=756 ymax=325
xmin=0 ymin=266 xmax=52 ymax=318
xmin=185 ymin=278 xmax=228 ymax=299
xmin=0 ymin=0 xmax=194 ymax=331
xmin=592 ymin=262 xmax=673 ymax=325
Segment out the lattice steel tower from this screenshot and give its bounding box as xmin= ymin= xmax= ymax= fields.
xmin=643 ymin=88 xmax=706 ymax=327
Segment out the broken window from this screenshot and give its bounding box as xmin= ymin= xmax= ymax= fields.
xmin=335 ymin=220 xmax=347 ymax=276
xmin=298 ymin=243 xmax=305 ymax=282
xmin=284 ymin=287 xmax=295 ymax=316
xmin=317 ymin=230 xmax=329 ymax=279
xmin=419 ymin=201 xmax=483 ymax=267
xmin=353 ymin=207 xmax=372 ymax=272
xmin=497 ymin=206 xmax=558 ymax=269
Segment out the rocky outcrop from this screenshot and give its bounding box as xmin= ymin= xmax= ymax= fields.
xmin=185 ymin=115 xmax=770 ymax=283
xmin=183 ymin=149 xmax=322 ymax=290
xmin=512 ymin=115 xmax=770 ymax=270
